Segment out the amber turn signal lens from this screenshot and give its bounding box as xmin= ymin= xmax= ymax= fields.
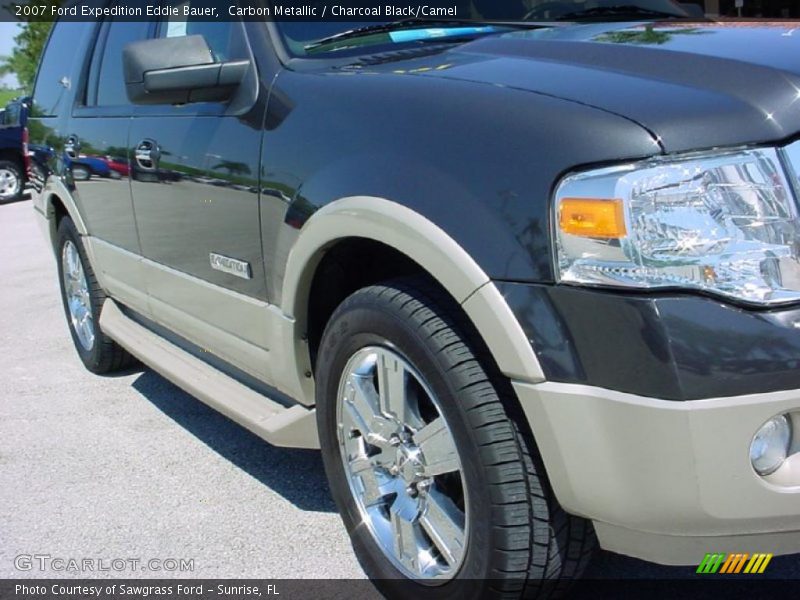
xmin=559 ymin=198 xmax=627 ymax=239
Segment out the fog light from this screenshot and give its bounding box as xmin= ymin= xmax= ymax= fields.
xmin=750 ymin=415 xmax=792 ymax=476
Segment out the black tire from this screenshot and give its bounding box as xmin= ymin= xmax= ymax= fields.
xmin=316 ymin=278 xmax=595 ymax=599
xmin=56 ymin=217 xmax=136 ymax=374
xmin=0 ymin=159 xmax=23 ymax=203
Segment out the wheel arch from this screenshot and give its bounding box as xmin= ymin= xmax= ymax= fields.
xmin=0 ymin=149 xmax=24 ymax=169
xmin=280 ymin=196 xmax=545 ymax=404
xmin=38 ymin=180 xmax=100 ymax=288
xmin=41 ymin=177 xmax=89 ymax=244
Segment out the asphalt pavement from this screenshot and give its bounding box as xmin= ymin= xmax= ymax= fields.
xmin=1 ymin=197 xmax=797 ymax=586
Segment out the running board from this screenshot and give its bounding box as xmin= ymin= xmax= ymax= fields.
xmin=99 ymin=299 xmax=319 ymax=449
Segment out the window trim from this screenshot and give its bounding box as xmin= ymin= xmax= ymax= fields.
xmin=73 ymin=18 xmax=157 ymax=118
xmin=82 ymin=19 xmax=110 ymax=108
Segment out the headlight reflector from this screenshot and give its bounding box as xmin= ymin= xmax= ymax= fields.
xmin=555 ymin=149 xmax=800 ymax=305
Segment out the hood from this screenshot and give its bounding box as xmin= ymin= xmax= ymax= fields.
xmin=377 ymin=22 xmax=800 ymax=153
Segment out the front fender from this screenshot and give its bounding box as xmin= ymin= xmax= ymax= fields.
xmin=281 ymin=195 xmax=546 ymax=388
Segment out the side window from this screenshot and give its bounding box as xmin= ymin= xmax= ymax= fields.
xmin=32 ymin=23 xmax=94 ymax=116
xmin=2 ymin=102 xmax=21 ymax=127
xmin=89 ymin=20 xmax=152 ymax=107
xmin=157 ymin=1 xmax=247 ymax=62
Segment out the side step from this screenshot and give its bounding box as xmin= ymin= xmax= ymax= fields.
xmin=99 ymin=299 xmax=319 ymax=449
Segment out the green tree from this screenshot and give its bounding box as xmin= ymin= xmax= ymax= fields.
xmin=594 ymin=26 xmax=707 ymax=46
xmin=0 ymin=2 xmax=58 ymax=91
xmin=212 ymin=160 xmax=251 ymax=177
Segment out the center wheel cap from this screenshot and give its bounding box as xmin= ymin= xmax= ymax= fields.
xmin=394 ymin=444 xmax=425 ymax=484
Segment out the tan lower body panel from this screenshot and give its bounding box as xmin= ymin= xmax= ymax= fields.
xmin=99 ymin=298 xmax=319 ymax=449
xmin=514 ymin=381 xmax=800 ymax=564
xmin=86 ymin=237 xmax=312 ymax=406
xmin=87 ymin=237 xmax=150 ymax=317
xmin=594 ymin=522 xmax=800 ymax=566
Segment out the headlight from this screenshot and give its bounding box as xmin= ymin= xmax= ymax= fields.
xmin=554 ymin=148 xmax=800 ymax=305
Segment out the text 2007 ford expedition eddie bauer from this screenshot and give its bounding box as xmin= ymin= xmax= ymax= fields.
xmin=30 ymin=1 xmax=800 ymax=596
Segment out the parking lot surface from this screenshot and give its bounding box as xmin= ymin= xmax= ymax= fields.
xmin=1 ymin=198 xmax=797 ymax=584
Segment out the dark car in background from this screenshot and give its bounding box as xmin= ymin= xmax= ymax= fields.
xmin=29 ymin=0 xmax=800 ymax=597
xmin=0 ymin=97 xmax=28 ymax=202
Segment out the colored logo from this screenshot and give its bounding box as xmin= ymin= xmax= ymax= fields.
xmin=696 ymin=553 xmax=773 ymax=574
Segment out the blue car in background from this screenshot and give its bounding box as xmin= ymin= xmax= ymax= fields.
xmin=64 ymin=154 xmax=113 ymax=181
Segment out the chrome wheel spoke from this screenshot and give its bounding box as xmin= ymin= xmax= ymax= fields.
xmin=344 ymin=374 xmax=398 ymax=444
xmin=377 ymin=353 xmax=422 ymax=430
xmin=65 ymin=249 xmax=77 ymax=278
xmin=414 ymin=417 xmax=460 ymax=477
xmin=344 ymin=375 xmax=380 ymax=432
xmin=78 ymin=315 xmax=92 ymax=347
xmin=391 ymin=508 xmax=420 ymax=572
xmin=61 ymin=241 xmax=95 ymax=351
xmin=350 ymin=456 xmax=389 ymax=507
xmin=420 ymin=489 xmax=466 ymax=567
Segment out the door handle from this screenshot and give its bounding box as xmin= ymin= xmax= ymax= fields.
xmin=64 ymin=135 xmax=80 ymax=159
xmin=134 ymin=139 xmax=160 ymax=171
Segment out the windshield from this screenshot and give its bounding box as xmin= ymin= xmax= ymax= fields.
xmin=276 ymin=0 xmax=691 ymax=56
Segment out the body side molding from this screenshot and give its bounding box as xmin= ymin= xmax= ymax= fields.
xmin=87 ymin=237 xmax=308 ymax=404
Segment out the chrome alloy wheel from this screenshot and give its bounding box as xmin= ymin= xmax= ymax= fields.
xmin=0 ymin=166 xmax=20 ymax=200
xmin=336 ymin=346 xmax=468 ymax=581
xmin=61 ymin=240 xmax=95 ymax=351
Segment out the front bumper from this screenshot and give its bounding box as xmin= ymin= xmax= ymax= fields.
xmin=500 ymin=281 xmax=800 ymax=565
xmin=514 ymin=380 xmax=800 ymax=565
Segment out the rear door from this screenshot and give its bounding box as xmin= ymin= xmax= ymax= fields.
xmin=127 ymin=5 xmax=270 ymax=379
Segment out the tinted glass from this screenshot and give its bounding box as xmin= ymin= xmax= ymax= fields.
xmin=2 ymin=101 xmax=23 ymax=126
xmin=158 ymin=1 xmax=247 ymax=62
xmin=95 ymin=20 xmax=152 ymax=107
xmin=277 ymin=0 xmax=691 ymax=55
xmin=32 ymin=23 xmax=93 ymax=116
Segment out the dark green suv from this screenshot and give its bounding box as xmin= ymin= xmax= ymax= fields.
xmin=31 ymin=2 xmax=800 ymax=596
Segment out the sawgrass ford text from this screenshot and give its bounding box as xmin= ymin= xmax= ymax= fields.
xmin=14 ymin=584 xmax=275 ymax=597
